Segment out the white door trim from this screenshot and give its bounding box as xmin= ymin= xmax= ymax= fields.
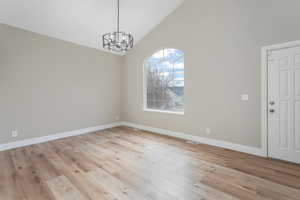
xmin=261 ymin=40 xmax=300 ymax=157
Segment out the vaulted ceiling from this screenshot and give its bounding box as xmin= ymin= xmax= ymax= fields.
xmin=0 ymin=0 xmax=184 ymax=53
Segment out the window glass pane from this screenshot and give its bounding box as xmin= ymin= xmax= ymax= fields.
xmin=145 ymin=49 xmax=184 ymax=112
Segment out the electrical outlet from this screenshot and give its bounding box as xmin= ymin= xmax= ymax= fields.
xmin=205 ymin=128 xmax=211 ymax=135
xmin=12 ymin=130 xmax=18 ymax=137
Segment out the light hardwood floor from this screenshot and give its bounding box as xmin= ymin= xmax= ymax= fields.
xmin=1 ymin=126 xmax=300 ymax=200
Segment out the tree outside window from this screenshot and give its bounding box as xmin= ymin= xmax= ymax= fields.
xmin=144 ymin=49 xmax=184 ymax=113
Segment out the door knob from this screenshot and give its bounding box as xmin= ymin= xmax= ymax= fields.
xmin=269 ymin=101 xmax=275 ymax=106
xmin=269 ymin=109 xmax=275 ymax=113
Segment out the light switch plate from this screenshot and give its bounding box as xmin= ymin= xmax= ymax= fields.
xmin=12 ymin=130 xmax=18 ymax=137
xmin=241 ymin=94 xmax=249 ymax=101
xmin=205 ymin=128 xmax=211 ymax=135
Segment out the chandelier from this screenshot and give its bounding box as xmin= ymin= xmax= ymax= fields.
xmin=102 ymin=0 xmax=134 ymax=52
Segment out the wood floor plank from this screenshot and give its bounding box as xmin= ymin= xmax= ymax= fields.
xmin=41 ymin=142 xmax=121 ymax=200
xmin=0 ymin=151 xmax=25 ymax=200
xmin=9 ymin=148 xmax=54 ymax=200
xmin=47 ymin=175 xmax=87 ymax=200
xmin=0 ymin=126 xmax=300 ymax=200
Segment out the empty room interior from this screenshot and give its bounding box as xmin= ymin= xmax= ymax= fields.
xmin=1 ymin=0 xmax=300 ymax=199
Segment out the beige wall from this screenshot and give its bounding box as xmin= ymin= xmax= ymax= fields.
xmin=2 ymin=0 xmax=300 ymax=148
xmin=0 ymin=23 xmax=122 ymax=144
xmin=122 ymin=0 xmax=300 ymax=147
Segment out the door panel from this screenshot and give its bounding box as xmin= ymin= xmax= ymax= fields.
xmin=279 ymin=56 xmax=289 ymax=67
xmin=279 ymin=70 xmax=290 ymax=98
xmin=295 ymin=54 xmax=300 ymax=66
xmin=295 ymin=101 xmax=300 ymax=151
xmin=268 ymin=46 xmax=300 ymax=164
xmin=295 ymin=69 xmax=300 ymax=96
xmin=279 ymin=101 xmax=289 ymax=149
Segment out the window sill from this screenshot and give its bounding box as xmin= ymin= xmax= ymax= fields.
xmin=143 ymin=109 xmax=184 ymax=116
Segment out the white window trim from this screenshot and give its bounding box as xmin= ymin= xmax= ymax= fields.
xmin=142 ymin=48 xmax=185 ymax=115
xmin=143 ymin=108 xmax=185 ymax=115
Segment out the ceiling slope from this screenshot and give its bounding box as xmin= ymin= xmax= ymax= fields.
xmin=0 ymin=0 xmax=184 ymax=53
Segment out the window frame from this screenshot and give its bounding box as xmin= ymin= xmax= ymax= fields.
xmin=142 ymin=48 xmax=185 ymax=115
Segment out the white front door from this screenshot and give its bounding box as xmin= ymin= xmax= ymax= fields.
xmin=268 ymin=45 xmax=300 ymax=164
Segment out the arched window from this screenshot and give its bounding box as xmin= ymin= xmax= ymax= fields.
xmin=143 ymin=48 xmax=184 ymax=114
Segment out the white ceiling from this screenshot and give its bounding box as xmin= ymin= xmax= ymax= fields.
xmin=0 ymin=0 xmax=184 ymax=53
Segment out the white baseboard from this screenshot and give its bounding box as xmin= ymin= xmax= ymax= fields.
xmin=120 ymin=121 xmax=267 ymax=157
xmin=1 ymin=121 xmax=267 ymax=157
xmin=0 ymin=122 xmax=121 ymax=151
